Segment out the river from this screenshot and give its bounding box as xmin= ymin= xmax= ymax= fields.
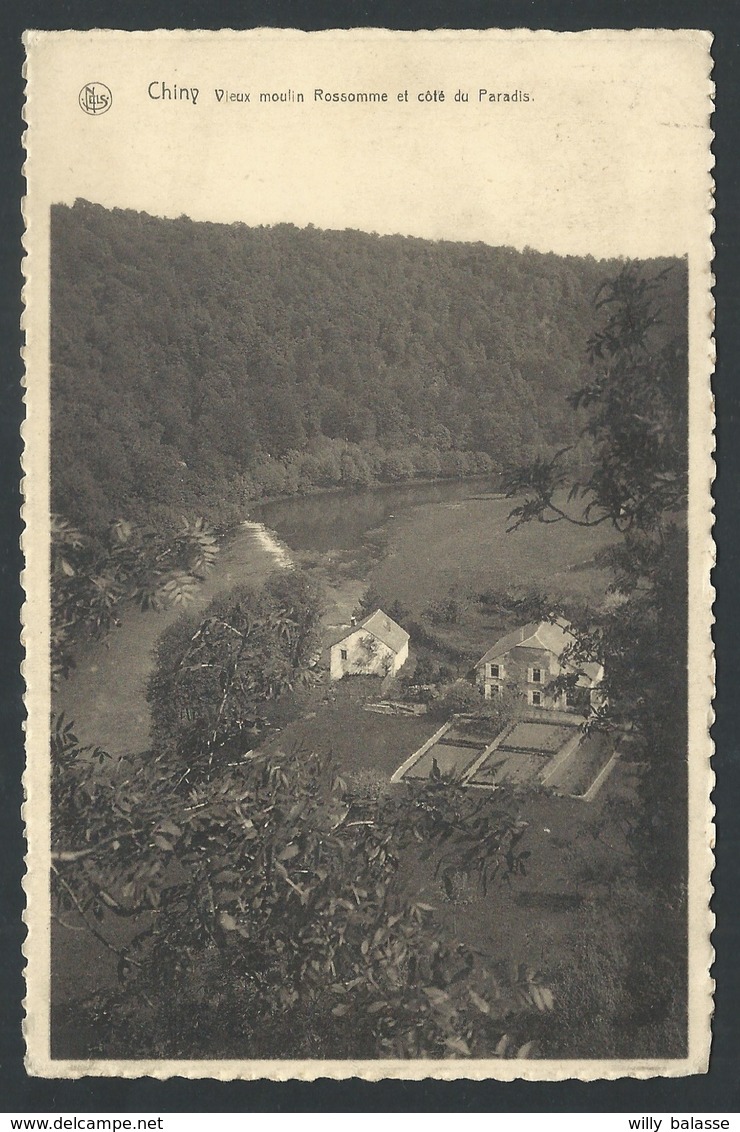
xmin=255 ymin=476 xmax=501 ymax=554
xmin=56 ymin=477 xmax=500 ymax=757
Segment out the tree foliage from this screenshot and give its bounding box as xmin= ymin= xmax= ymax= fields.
xmin=505 ymin=264 xmax=687 ymax=537
xmin=147 ymin=573 xmax=323 ymax=770
xmin=50 ymin=200 xmax=685 ymax=535
xmin=51 ymin=513 xmax=219 ymax=683
xmin=427 ymin=680 xmax=483 ymax=721
xmin=52 ymin=561 xmax=553 ymax=1058
xmin=52 ymin=726 xmax=549 ymax=1059
xmin=504 ymin=263 xmax=689 ymax=889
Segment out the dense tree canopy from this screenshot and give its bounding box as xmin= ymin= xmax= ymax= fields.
xmin=505 ymin=263 xmax=689 ymax=898
xmin=51 ymin=200 xmax=685 ymax=534
xmin=147 ymin=573 xmax=323 ymax=770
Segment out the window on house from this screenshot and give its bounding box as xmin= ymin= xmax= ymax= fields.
xmin=531 ymin=690 xmax=542 ymax=707
xmin=490 ymin=663 xmax=501 ymax=679
xmin=565 ymin=690 xmax=576 ymax=707
xmin=531 ymin=667 xmax=542 ymax=683
xmin=340 ymin=648 xmax=348 ymax=661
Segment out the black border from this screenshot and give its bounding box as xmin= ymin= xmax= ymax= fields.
xmin=2 ymin=0 xmax=737 ymax=1113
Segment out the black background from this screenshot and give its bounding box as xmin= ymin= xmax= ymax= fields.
xmin=1 ymin=0 xmax=736 ymax=1114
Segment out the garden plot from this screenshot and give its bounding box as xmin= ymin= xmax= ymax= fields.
xmin=391 ymin=721 xmax=488 ymax=782
xmin=401 ymin=739 xmax=484 ymax=780
xmin=466 ymin=747 xmax=553 ymax=788
xmin=394 ymin=714 xmax=618 ymax=800
xmin=501 ymin=721 xmax=575 ymax=753
xmin=466 ymin=719 xmax=581 ymax=789
xmin=544 ymin=729 xmax=617 ymax=799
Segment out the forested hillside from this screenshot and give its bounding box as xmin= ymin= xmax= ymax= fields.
xmin=50 ymin=200 xmax=685 ymax=534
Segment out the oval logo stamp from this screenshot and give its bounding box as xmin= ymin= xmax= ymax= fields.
xmin=79 ymin=82 xmax=112 ymax=115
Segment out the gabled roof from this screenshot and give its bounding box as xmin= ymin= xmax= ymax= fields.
xmin=476 ymin=619 xmax=603 ymax=687
xmin=477 ymin=620 xmax=572 ymax=666
xmin=331 ymin=609 xmax=409 ymax=654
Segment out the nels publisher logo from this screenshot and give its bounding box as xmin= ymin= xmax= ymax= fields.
xmin=79 ymin=82 xmax=112 ymax=115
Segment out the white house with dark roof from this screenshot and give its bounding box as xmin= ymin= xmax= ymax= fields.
xmin=327 ymin=609 xmax=410 ymax=681
xmin=475 ymin=619 xmax=603 ymax=712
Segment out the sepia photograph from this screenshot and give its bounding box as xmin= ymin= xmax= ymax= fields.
xmin=21 ymin=29 xmax=714 ymax=1079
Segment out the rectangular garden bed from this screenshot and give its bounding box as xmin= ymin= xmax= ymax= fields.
xmin=402 ymin=740 xmax=484 ymax=779
xmin=546 ymin=730 xmax=615 ymax=797
xmin=466 ymin=748 xmax=553 ymax=787
xmin=501 ymin=720 xmax=578 ymax=753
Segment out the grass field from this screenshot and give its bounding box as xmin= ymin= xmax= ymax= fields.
xmin=369 ymin=495 xmax=615 ymax=659
xmin=264 ymin=678 xmax=433 ymax=782
xmin=548 ymin=730 xmax=615 ymax=797
xmin=393 ymin=773 xmax=631 ymax=970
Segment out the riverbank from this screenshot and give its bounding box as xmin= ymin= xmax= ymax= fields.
xmin=246 ymin=470 xmax=502 ymax=516
xmin=54 ymin=477 xmax=613 ymax=758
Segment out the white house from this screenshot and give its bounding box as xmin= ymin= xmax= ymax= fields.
xmin=328 ymin=609 xmax=409 ymax=681
xmin=475 ymin=619 xmax=604 ymax=712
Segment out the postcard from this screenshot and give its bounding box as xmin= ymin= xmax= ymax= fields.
xmin=22 ymin=28 xmax=714 ymax=1079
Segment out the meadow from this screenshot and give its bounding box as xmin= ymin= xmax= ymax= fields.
xmin=366 ymin=493 xmax=616 ymax=660
xmin=371 ymin=495 xmax=615 ymax=612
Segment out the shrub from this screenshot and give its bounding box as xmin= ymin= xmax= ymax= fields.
xmin=428 ymin=680 xmax=482 ymax=721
